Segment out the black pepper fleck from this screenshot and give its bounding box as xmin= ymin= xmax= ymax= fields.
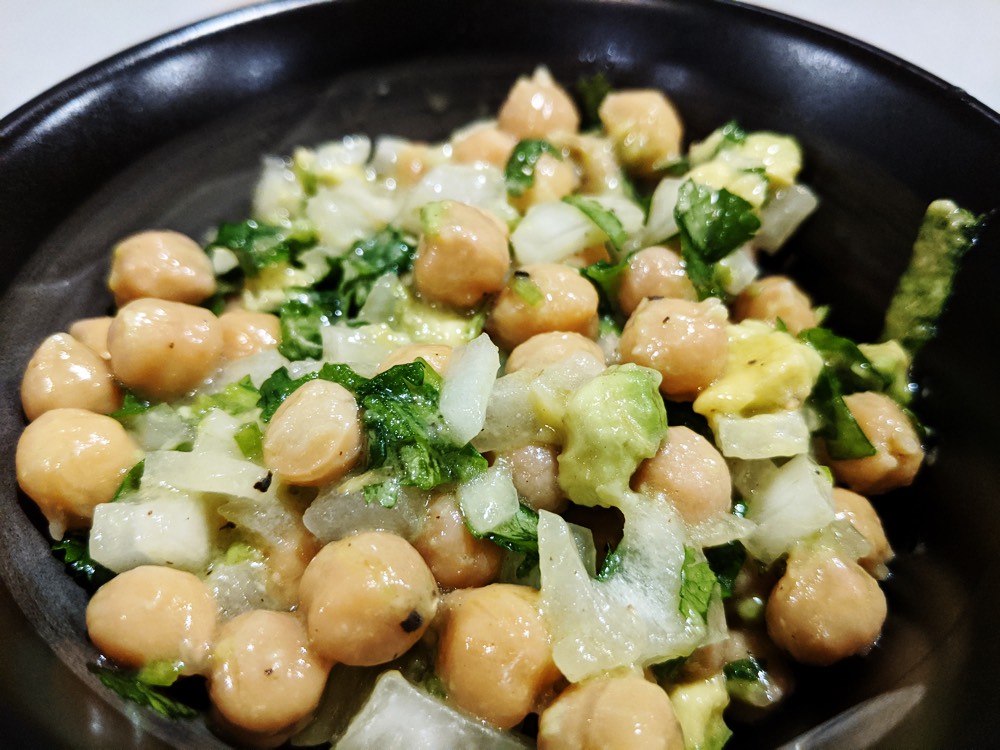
xmin=400 ymin=610 xmax=424 ymax=633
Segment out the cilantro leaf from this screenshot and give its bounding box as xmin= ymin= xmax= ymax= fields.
xmin=704 ymin=541 xmax=746 ymax=599
xmin=277 ymin=297 xmax=326 ymax=361
xmin=809 ymin=369 xmax=877 ymax=460
xmin=679 ymin=545 xmax=719 ymax=623
xmin=799 ymin=327 xmax=890 ymax=394
xmin=562 ymin=194 xmax=629 ymax=257
xmin=580 ymin=256 xmax=630 ymax=316
xmin=575 ymin=71 xmax=613 ymax=129
xmin=189 ymin=376 xmax=261 ymax=419
xmin=674 ymin=180 xmax=760 ymax=300
xmin=88 ymin=663 xmax=199 ymax=720
xmin=110 ymin=391 xmax=152 ymax=422
xmin=209 ymin=219 xmax=317 ymax=277
xmin=509 ymin=270 xmax=545 ymax=306
xmin=51 ymin=532 xmax=115 ymax=593
xmin=505 ymin=139 xmax=562 ymax=197
xmin=112 ymin=460 xmax=145 ymax=502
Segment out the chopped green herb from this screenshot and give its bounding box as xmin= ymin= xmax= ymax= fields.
xmin=679 ymin=546 xmax=719 ymax=623
xmin=209 ymin=219 xmax=316 ymax=277
xmin=234 ymin=422 xmax=264 ymax=462
xmin=575 ymin=71 xmax=613 ymax=129
xmin=112 ymin=460 xmax=145 ymax=502
xmin=809 ymin=368 xmax=877 ymax=460
xmin=562 ymin=194 xmax=629 ymax=257
xmin=88 ymin=663 xmax=199 ymax=720
xmin=704 ymin=541 xmax=746 ymax=599
xmin=110 ymin=391 xmax=153 ymax=422
xmin=509 ymin=271 xmax=545 ymax=306
xmin=277 ymin=297 xmax=326 ymax=361
xmin=505 ymin=139 xmax=562 ymax=197
xmin=51 ymin=532 xmax=115 ymax=593
xmin=189 ymin=376 xmax=261 ymax=419
xmin=799 ymin=327 xmax=890 ymax=395
xmin=580 ymin=256 xmax=629 ymax=316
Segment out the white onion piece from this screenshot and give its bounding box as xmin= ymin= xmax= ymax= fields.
xmin=143 ymin=450 xmax=268 ymax=499
xmin=306 ymin=178 xmax=398 ymax=255
xmin=397 ymin=164 xmax=514 ymax=234
xmin=303 ymin=485 xmax=428 ymax=544
xmin=510 ymin=200 xmax=604 ymax=265
xmin=252 ymin=155 xmax=305 ymax=224
xmin=457 ymin=461 xmax=519 ymax=535
xmin=321 ymin=321 xmax=411 ymax=374
xmin=754 ymin=184 xmax=819 ymax=253
xmin=713 ymin=410 xmax=811 ymax=459
xmin=643 ymin=177 xmax=683 ymax=245
xmin=440 ymin=333 xmax=500 ymax=444
xmin=716 ymin=244 xmax=759 ymax=296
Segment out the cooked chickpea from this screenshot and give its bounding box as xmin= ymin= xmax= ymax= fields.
xmin=436 ymin=583 xmax=561 ymax=728
xmin=107 ymin=298 xmax=224 ymax=399
xmin=498 ymin=443 xmax=568 ymax=514
xmin=21 ymin=333 xmax=122 ymax=420
xmin=505 ymin=331 xmax=605 ymax=374
xmin=299 ymin=531 xmax=438 ymax=666
xmin=86 ymin=565 xmax=215 ymax=673
xmin=389 ymin=141 xmax=433 ymax=188
xmin=451 ymin=124 xmax=517 ymax=168
xmin=209 ymin=610 xmax=330 ymax=747
xmin=632 ymin=425 xmax=732 ymax=525
xmin=497 ymin=68 xmax=580 ymax=140
xmin=378 ymin=343 xmax=453 ymax=376
xmin=15 ymin=408 xmax=141 ymax=538
xmin=537 ymin=673 xmax=684 ymax=750
xmin=218 ymin=310 xmax=280 ymax=360
xmin=510 ymin=153 xmax=579 ymax=213
xmin=68 ymin=316 xmax=112 ymax=359
xmin=412 ymin=493 xmax=503 ymax=590
xmin=618 ymin=246 xmax=697 ymax=315
xmin=732 ymin=275 xmax=818 ymax=335
xmin=828 ymin=391 xmax=924 ymax=495
xmin=262 ymin=379 xmax=363 ymax=486
xmin=832 ymin=487 xmax=894 ymax=578
xmin=766 ymin=546 xmax=887 ymax=666
xmin=599 ymin=90 xmax=684 ymax=177
xmin=487 ymin=263 xmax=600 ymax=352
xmin=107 ymin=229 xmax=216 ymax=306
xmin=618 ymin=296 xmax=729 ymax=400
xmin=412 ymin=201 xmax=511 ymax=309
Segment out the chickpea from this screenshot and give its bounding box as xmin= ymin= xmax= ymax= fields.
xmin=299 ymin=531 xmax=438 ymax=666
xmin=451 ymin=124 xmax=517 ymax=169
xmin=262 ymin=379 xmax=363 ymax=487
xmin=832 ymin=487 xmax=894 ymax=579
xmin=732 ymin=275 xmax=818 ymax=335
xmin=828 ymin=391 xmax=924 ymax=495
xmin=378 ymin=343 xmax=453 ymax=376
xmin=632 ymin=426 xmax=732 ymax=525
xmin=505 ymin=331 xmax=605 ymax=374
xmin=412 ymin=493 xmax=503 ymax=590
xmin=537 ymin=673 xmax=684 ymax=750
xmin=21 ymin=333 xmax=122 ymax=420
xmin=218 ymin=310 xmax=281 ymax=360
xmin=766 ymin=545 xmax=887 ymax=666
xmin=498 ymin=443 xmax=569 ymax=514
xmin=412 ymin=201 xmax=511 ymax=309
xmin=618 ymin=246 xmax=697 ymax=315
xmin=389 ymin=141 xmax=434 ymax=188
xmin=510 ymin=153 xmax=580 ymax=213
xmin=86 ymin=565 xmax=215 ymax=673
xmin=107 ymin=298 xmax=224 ymax=399
xmin=68 ymin=316 xmax=113 ymax=359
xmin=599 ymin=90 xmax=684 ymax=177
xmin=618 ymin=296 xmax=728 ymax=401
xmin=487 ymin=263 xmax=600 ymax=352
xmin=439 ymin=586 xmax=562 ymax=728
xmin=497 ymin=67 xmax=580 ymax=140
xmin=107 ymin=229 xmax=216 ymax=306
xmin=15 ymin=408 xmax=141 ymax=538
xmin=209 ymin=609 xmax=330 ymax=747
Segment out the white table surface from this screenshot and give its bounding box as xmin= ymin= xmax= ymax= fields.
xmin=1 ymin=0 xmax=998 ymax=119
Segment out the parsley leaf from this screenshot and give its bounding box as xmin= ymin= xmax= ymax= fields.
xmin=704 ymin=541 xmax=746 ymax=599
xmin=575 ymin=71 xmax=613 ymax=129
xmin=88 ymin=663 xmax=199 ymax=720
xmin=679 ymin=545 xmax=719 ymax=623
xmin=562 ymin=194 xmax=629 ymax=257
xmin=505 ymin=139 xmax=562 ymax=197
xmin=51 ymin=532 xmax=115 ymax=593
xmin=674 ymin=180 xmax=760 ymax=300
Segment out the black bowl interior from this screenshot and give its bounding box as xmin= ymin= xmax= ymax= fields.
xmin=1 ymin=0 xmax=999 ymax=748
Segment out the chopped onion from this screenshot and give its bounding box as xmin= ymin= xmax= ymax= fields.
xmin=754 ymin=184 xmax=819 ymax=253
xmin=397 ymin=164 xmax=514 ymax=234
xmin=457 ymin=461 xmax=519 ymax=536
xmin=439 ymin=333 xmax=500 ymax=444
xmin=252 ymin=155 xmax=305 ymax=224
xmin=306 ymin=178 xmax=398 ymax=255
xmin=715 ymin=244 xmax=759 ymax=296
xmin=143 ymin=450 xmax=269 ymax=499
xmin=643 ymin=177 xmax=683 ymax=244
xmin=303 ymin=485 xmax=428 ymax=544
xmin=510 ymin=200 xmax=604 ymax=265
xmin=713 ymin=410 xmax=811 ymax=459
xmin=321 ymin=320 xmax=411 ymax=375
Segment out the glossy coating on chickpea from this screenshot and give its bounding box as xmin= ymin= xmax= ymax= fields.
xmin=538 ymin=673 xmax=684 ymax=750
xmin=618 ymin=296 xmax=728 ymax=400
xmin=832 ymin=487 xmax=894 ymax=579
xmin=299 ymin=531 xmax=438 ymax=666
xmin=617 ymin=245 xmax=697 ymax=315
xmin=86 ymin=565 xmax=215 ymax=673
xmin=505 ymin=331 xmax=605 ymax=374
xmin=435 ymin=583 xmax=561 ymax=729
xmin=15 ymin=407 xmax=141 ymax=539
xmin=599 ymin=90 xmax=684 ymax=177
xmin=218 ymin=310 xmax=280 ymax=360
xmin=451 ymin=124 xmax=517 ymax=169
xmin=766 ymin=546 xmax=887 ymax=666
xmin=21 ymin=333 xmax=122 ymax=420
xmin=509 ymin=153 xmax=579 ymax=213
xmin=732 ymin=275 xmax=818 ymax=335
xmin=107 ymin=298 xmax=224 ymax=399
xmin=68 ymin=316 xmax=112 ymax=359
xmin=828 ymin=391 xmax=924 ymax=495
xmin=413 ymin=201 xmax=511 ymax=309
xmin=500 ymin=443 xmax=569 ymax=514
xmin=262 ymin=379 xmax=363 ymax=486
xmin=378 ymin=343 xmax=453 ymax=376
xmin=107 ymin=230 xmax=216 ymax=306
xmin=487 ymin=263 xmax=600 ymax=352
xmin=632 ymin=425 xmax=732 ymax=526
xmin=412 ymin=493 xmax=503 ymax=590
xmin=209 ymin=609 xmax=330 ymax=746
xmin=497 ymin=68 xmax=580 ymax=140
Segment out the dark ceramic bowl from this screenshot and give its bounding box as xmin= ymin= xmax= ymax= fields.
xmin=1 ymin=1 xmax=998 ymax=748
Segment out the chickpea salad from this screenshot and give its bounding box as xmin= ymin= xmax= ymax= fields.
xmin=14 ymin=68 xmax=981 ymax=748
